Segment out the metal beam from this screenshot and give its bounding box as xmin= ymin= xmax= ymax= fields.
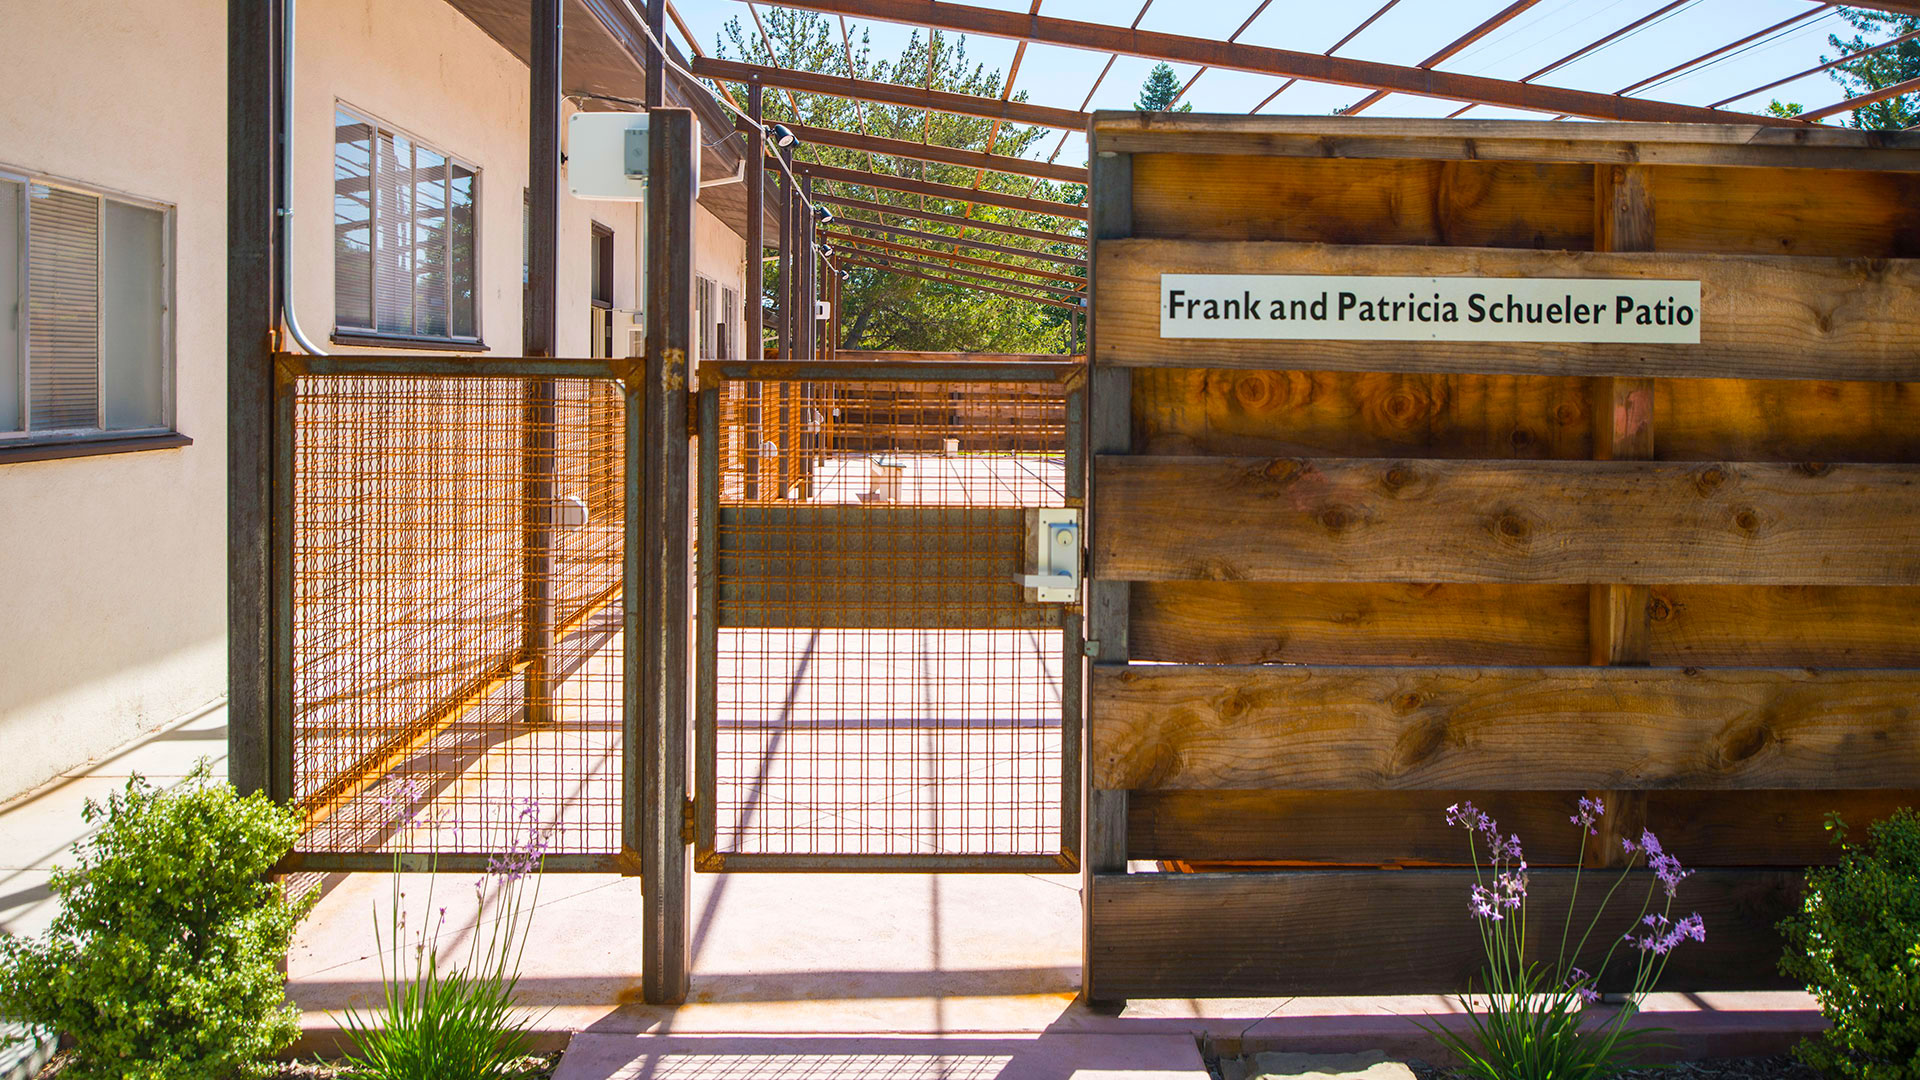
xmin=1802 ymin=75 xmax=1920 ymax=122
xmin=693 ymin=55 xmax=1091 ymax=130
xmin=767 ymin=120 xmax=1089 ymax=184
xmin=816 ymin=191 xmax=1088 ymax=249
xmin=835 ymin=245 xmax=1083 ymax=299
xmin=832 ymin=214 xmax=1086 ymax=268
xmin=522 ymin=0 xmax=562 ymax=726
xmin=795 ymin=160 xmax=1087 ymax=222
xmin=840 ymin=253 xmax=1081 ymax=309
xmin=823 ymin=229 xmax=1086 ymax=286
xmin=773 ymin=0 xmax=1804 ymax=125
xmin=1340 ymin=0 xmax=1545 ymax=116
xmin=746 ymin=82 xmax=765 ymax=359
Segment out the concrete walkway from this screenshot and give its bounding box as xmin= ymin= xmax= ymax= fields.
xmin=2 ymin=707 xmax=1825 ymax=1078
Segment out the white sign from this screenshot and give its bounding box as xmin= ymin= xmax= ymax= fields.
xmin=1160 ymin=274 xmax=1701 ymax=343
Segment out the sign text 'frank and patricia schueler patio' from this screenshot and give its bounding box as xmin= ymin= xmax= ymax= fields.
xmin=1159 ymin=274 xmax=1703 ymax=343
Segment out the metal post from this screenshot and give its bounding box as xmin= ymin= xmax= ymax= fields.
xmin=745 ymin=81 xmax=764 ymax=496
xmin=644 ymin=0 xmax=666 ymax=108
xmin=641 ymin=107 xmax=695 ymax=1006
xmin=802 ymin=176 xmax=817 ymax=360
xmin=775 ymin=149 xmax=793 ymax=360
xmin=229 ymin=0 xmax=279 ymax=798
xmin=521 ymin=0 xmax=562 ymax=726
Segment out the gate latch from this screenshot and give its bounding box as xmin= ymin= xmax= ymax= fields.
xmin=1018 ymin=508 xmax=1081 ymax=604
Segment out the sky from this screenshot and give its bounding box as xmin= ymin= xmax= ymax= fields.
xmin=661 ymin=0 xmax=1881 ymax=168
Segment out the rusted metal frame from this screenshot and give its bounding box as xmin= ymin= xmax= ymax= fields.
xmin=1250 ymin=0 xmax=1402 ymax=113
xmin=963 ymin=0 xmax=1041 ymax=220
xmin=693 ymin=55 xmax=1091 ymax=130
xmin=705 ymin=853 xmax=1076 ymax=872
xmin=1045 ymin=0 xmax=1155 ymax=164
xmin=279 ymin=354 xmax=623 ymax=379
xmin=1613 ymin=6 xmax=1834 ymax=99
xmin=830 ymin=213 xmax=1087 ymax=268
xmin=772 ymin=0 xmax=1797 ymax=124
xmin=663 ymin=0 xmax=745 ymax=112
xmin=804 ymin=174 xmax=818 ymax=359
xmin=745 ymin=2 xmax=800 ymax=116
xmin=281 ymin=852 xmax=637 ymax=873
xmin=1059 ymin=378 xmax=1086 ymax=867
xmin=1166 ymin=0 xmax=1276 ymax=110
xmin=523 ymin=0 xmax=563 ymax=728
xmin=1448 ymin=0 xmax=1694 ymax=119
xmin=711 ymin=360 xmax=1079 ymax=383
xmin=823 ymin=229 xmax=1085 ymax=285
xmin=777 ymin=146 xmax=795 ymax=358
xmin=1340 ymin=0 xmax=1546 ymax=116
xmin=761 ymin=120 xmax=1089 ymax=184
xmin=270 ymin=357 xmax=295 ymax=807
xmin=816 ymin=191 xmax=1088 ymax=250
xmin=838 ymin=253 xmax=1081 ymax=309
xmin=230 ymin=0 xmax=278 ymax=800
xmin=694 ymin=375 xmax=721 ymax=870
xmin=1711 ymin=26 xmax=1920 ymax=108
xmin=641 ymin=106 xmax=695 ymax=1005
xmin=799 ymin=160 xmax=1088 ymax=222
xmin=833 ymin=241 xmax=1084 ymax=298
xmin=1803 ymin=75 xmax=1920 ymax=121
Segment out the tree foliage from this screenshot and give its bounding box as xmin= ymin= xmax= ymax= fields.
xmin=712 ymin=10 xmax=1085 ymax=354
xmin=1822 ymin=8 xmax=1918 ymax=130
xmin=1135 ymin=63 xmax=1194 ymax=112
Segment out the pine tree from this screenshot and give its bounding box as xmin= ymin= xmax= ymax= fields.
xmin=1823 ymin=9 xmax=1918 ymax=130
xmin=1135 ymin=62 xmax=1193 ymax=112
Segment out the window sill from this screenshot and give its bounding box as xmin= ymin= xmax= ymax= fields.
xmin=330 ymin=330 xmax=490 ymax=352
xmin=0 ymin=432 xmax=193 ymax=465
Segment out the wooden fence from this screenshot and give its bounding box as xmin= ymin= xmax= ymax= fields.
xmin=1083 ymin=115 xmax=1920 ymax=1000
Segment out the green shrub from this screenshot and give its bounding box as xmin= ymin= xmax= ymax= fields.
xmin=0 ymin=766 xmax=316 ymax=1079
xmin=1780 ymin=808 xmax=1920 ymax=1080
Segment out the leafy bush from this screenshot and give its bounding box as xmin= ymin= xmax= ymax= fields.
xmin=1425 ymin=798 xmax=1705 ymax=1080
xmin=1780 ymin=808 xmax=1920 ymax=1080
xmin=0 ymin=766 xmax=315 ymax=1079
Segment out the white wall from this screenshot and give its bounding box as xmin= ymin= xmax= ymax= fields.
xmin=0 ymin=0 xmax=228 ymax=798
xmin=0 ymin=0 xmax=745 ymax=801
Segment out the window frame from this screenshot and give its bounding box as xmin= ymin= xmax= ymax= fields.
xmin=330 ymin=102 xmax=484 ymax=350
xmin=0 ymin=163 xmax=179 ymax=452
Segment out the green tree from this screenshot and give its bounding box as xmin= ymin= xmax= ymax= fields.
xmin=1135 ymin=62 xmax=1193 ymax=112
xmin=712 ymin=10 xmax=1085 ymax=353
xmin=1823 ymin=8 xmax=1917 ymax=129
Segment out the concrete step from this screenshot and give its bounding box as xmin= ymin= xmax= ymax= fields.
xmin=552 ymin=1032 xmax=1212 ymax=1080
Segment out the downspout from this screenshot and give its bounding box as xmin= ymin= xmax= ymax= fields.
xmin=278 ymin=0 xmax=327 ymax=355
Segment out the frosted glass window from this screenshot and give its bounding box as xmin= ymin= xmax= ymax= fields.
xmin=103 ymin=200 xmax=166 ymax=431
xmin=0 ymin=180 xmax=20 ymax=433
xmin=335 ymin=105 xmax=478 ymax=341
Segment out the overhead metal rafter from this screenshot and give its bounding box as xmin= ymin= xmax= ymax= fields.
xmin=839 ymin=253 xmax=1080 ymax=309
xmin=769 ymin=0 xmax=1805 ymax=124
xmin=1446 ymin=0 xmax=1695 ymax=120
xmin=823 ymin=228 xmax=1086 ymax=285
xmin=827 ymin=208 xmax=1087 ymax=266
xmin=964 ymin=0 xmax=1042 ymax=220
xmin=794 ymin=160 xmax=1088 ymax=222
xmin=1614 ymin=5 xmax=1836 ymax=99
xmin=1047 ymin=0 xmax=1154 ymax=164
xmin=1803 ymin=74 xmax=1920 ymax=121
xmin=694 ymin=55 xmax=1091 ymax=129
xmin=1339 ymin=0 xmax=1546 ymax=117
xmin=1709 ymin=25 xmax=1920 ymax=109
xmin=1166 ymin=0 xmax=1276 ymax=110
xmin=764 ymin=119 xmax=1089 ymax=183
xmin=817 ymin=191 xmax=1086 ymax=249
xmin=1251 ymin=0 xmax=1402 ymax=113
xmin=834 ymin=244 xmax=1082 ymax=298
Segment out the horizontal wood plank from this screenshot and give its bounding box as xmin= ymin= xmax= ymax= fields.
xmin=1130 ymin=582 xmax=1589 ymax=665
xmin=1648 ymin=165 xmax=1920 ymax=258
xmin=1132 ymin=156 xmax=1594 ymax=248
xmin=1658 ymin=378 xmax=1920 ymax=463
xmin=1089 ymin=869 xmax=1800 ymax=997
xmin=1649 ymin=585 xmax=1920 ymax=668
xmin=1092 ymin=456 xmax=1920 ymax=585
xmin=1127 ymin=788 xmax=1920 ymax=866
xmin=1092 ymin=663 xmax=1920 ymax=791
xmin=1095 ymin=241 xmax=1920 ymax=382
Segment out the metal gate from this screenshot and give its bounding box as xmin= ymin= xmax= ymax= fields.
xmin=275 ymin=354 xmax=639 ymax=873
xmin=694 ymin=360 xmax=1084 ymax=871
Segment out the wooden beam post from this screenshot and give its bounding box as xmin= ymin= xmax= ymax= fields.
xmin=521 ymin=0 xmax=563 ymax=727
xmin=1586 ymin=163 xmax=1655 ymax=867
xmin=1084 ymin=144 xmax=1133 ymax=1008
xmin=228 ymin=0 xmax=279 ymax=798
xmin=641 ymin=106 xmax=695 ymax=1006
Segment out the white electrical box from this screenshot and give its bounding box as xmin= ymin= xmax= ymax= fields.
xmin=815 ymin=299 xmax=832 ymax=321
xmin=1019 ymin=508 xmax=1081 ymax=604
xmin=566 ymin=113 xmax=701 ymax=201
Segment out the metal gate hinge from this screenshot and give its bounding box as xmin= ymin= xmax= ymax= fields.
xmin=681 ymin=797 xmax=697 ymax=845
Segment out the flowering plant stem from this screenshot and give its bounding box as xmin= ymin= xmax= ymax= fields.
xmin=1422 ymin=799 xmax=1705 ymax=1080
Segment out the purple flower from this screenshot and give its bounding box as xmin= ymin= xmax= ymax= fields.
xmin=1565 ymin=967 xmax=1600 ymax=1005
xmin=1648 ymin=852 xmax=1692 ymax=898
xmin=1624 ymin=911 xmax=1706 ymax=955
xmin=1470 ymin=884 xmax=1504 ymax=921
xmin=1570 ymin=796 xmax=1605 ymax=836
xmin=1675 ymin=912 xmax=1705 ymax=943
xmin=1446 ymin=802 xmax=1487 ymax=830
xmin=377 ymin=778 xmax=427 ymax=827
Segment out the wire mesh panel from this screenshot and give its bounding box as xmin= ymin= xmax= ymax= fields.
xmin=703 ymin=375 xmax=1077 ymax=869
xmin=289 ymin=373 xmax=626 ymax=867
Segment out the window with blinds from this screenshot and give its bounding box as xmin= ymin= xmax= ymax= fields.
xmin=334 ymin=106 xmax=478 ymax=344
xmin=0 ymin=171 xmax=172 ymax=442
